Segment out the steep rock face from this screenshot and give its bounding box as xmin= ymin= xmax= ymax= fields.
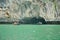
xmin=0 ymin=0 xmax=60 ymax=22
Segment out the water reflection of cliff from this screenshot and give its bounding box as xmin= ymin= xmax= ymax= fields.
xmin=0 ymin=0 xmax=60 ymax=21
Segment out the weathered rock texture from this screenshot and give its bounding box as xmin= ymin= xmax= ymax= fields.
xmin=0 ymin=0 xmax=60 ymax=21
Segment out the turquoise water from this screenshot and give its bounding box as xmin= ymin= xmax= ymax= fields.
xmin=0 ymin=25 xmax=60 ymax=40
